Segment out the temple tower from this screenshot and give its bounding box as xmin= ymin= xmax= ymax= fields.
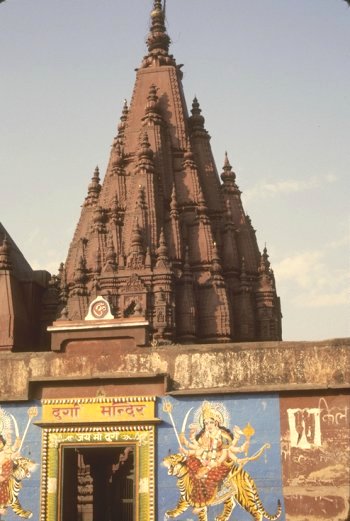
xmin=46 ymin=0 xmax=282 ymax=344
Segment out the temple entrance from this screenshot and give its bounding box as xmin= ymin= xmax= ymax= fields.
xmin=61 ymin=445 xmax=135 ymax=521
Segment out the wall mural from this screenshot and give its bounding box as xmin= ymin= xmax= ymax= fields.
xmin=158 ymin=396 xmax=285 ymax=521
xmin=0 ymin=405 xmax=39 ymax=520
xmin=280 ymin=393 xmax=350 ymax=520
xmin=0 ymin=393 xmax=347 ymax=521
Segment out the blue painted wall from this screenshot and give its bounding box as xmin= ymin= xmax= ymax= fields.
xmin=1 ymin=395 xmax=285 ymax=521
xmin=157 ymin=395 xmax=285 ymax=521
xmin=0 ymin=402 xmax=41 ymax=521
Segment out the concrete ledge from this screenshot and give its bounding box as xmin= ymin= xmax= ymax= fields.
xmin=48 ymin=318 xmax=150 ymax=351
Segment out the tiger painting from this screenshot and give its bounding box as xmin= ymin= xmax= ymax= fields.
xmin=163 ymin=453 xmax=282 ymax=521
xmin=4 ymin=456 xmax=37 ymax=519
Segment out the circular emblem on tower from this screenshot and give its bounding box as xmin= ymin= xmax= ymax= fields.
xmin=85 ymin=296 xmax=114 ymax=321
xmin=91 ymin=300 xmax=108 ymax=319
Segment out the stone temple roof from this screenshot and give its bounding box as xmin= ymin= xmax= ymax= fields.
xmin=41 ymin=0 xmax=282 ymax=345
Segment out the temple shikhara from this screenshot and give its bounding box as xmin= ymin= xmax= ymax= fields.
xmin=2 ymin=0 xmax=282 ymax=351
xmin=0 ymin=2 xmax=348 ymax=521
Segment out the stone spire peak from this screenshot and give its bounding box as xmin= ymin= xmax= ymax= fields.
xmin=0 ymin=236 xmax=12 ymax=271
xmin=55 ymin=2 xmax=282 ymax=343
xmin=221 ymin=151 xmax=237 ymax=184
xmin=117 ymin=99 xmax=129 ymax=136
xmin=146 ymin=0 xmax=171 ymax=55
xmin=138 ymin=131 xmax=154 ymax=165
xmin=84 ymin=166 xmax=101 ymax=206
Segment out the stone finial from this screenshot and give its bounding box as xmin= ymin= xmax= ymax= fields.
xmin=211 ymin=242 xmax=222 ymax=274
xmin=240 ymin=257 xmax=249 ymax=290
xmin=259 ymin=245 xmax=271 ymax=274
xmin=73 ymin=254 xmax=88 ymax=295
xmin=84 ymin=166 xmax=101 ymax=206
xmin=145 ymin=247 xmax=152 ymax=269
xmin=221 ymin=152 xmax=237 ymax=184
xmin=130 ymin=218 xmax=144 ymax=253
xmin=146 ymin=0 xmax=171 ymax=54
xmin=189 ymin=97 xmax=205 ymax=131
xmin=117 ymin=99 xmax=129 ymax=134
xmin=58 ymin=262 xmax=68 ymax=304
xmin=136 ymin=185 xmax=145 ymax=209
xmin=183 ymin=136 xmax=195 ymax=165
xmin=145 ymin=84 xmax=159 ymax=114
xmin=138 ymin=131 xmax=154 ymax=164
xmin=156 ymin=231 xmax=168 ymax=265
xmin=105 ymin=234 xmax=117 ymax=269
xmin=170 ymin=183 xmax=178 ymax=215
xmin=127 ymin=218 xmax=145 ymax=269
xmin=93 ymin=245 xmax=102 ymax=274
xmin=0 ymin=236 xmax=12 ymax=271
xmin=196 ymin=186 xmax=209 ymax=217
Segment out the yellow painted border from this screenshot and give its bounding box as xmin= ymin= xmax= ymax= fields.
xmin=39 ymin=397 xmax=157 ymax=521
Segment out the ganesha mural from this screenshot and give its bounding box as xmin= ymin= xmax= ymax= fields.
xmin=0 ymin=406 xmax=38 ymax=519
xmin=158 ymin=396 xmax=284 ymax=521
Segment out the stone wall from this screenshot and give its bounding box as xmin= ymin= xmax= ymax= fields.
xmin=0 ymin=339 xmax=349 ymax=401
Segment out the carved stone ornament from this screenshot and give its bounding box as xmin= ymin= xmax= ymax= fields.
xmin=85 ymin=295 xmax=114 ymax=321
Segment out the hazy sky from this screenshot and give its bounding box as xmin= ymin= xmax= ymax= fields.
xmin=1 ymin=0 xmax=349 ymax=341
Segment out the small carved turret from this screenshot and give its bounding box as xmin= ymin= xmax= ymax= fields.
xmin=189 ymin=97 xmax=207 ymax=135
xmin=222 ymin=201 xmax=240 ymax=272
xmin=73 ymin=254 xmax=88 ymax=295
xmin=84 ymin=166 xmax=101 ymax=207
xmin=103 ymin=234 xmax=117 ymax=272
xmin=143 ymin=84 xmax=162 ymax=124
xmin=221 ymin=153 xmax=240 ymax=195
xmin=210 ymin=242 xmax=224 ymax=285
xmin=190 ymin=97 xmax=204 ymax=126
xmin=58 ymin=262 xmax=68 ymax=307
xmin=93 ymin=245 xmax=102 ymax=275
xmin=146 ymin=0 xmax=171 ymax=54
xmin=127 ymin=219 xmax=145 ymax=269
xmin=156 ymin=229 xmax=170 ymax=268
xmin=0 ymin=237 xmax=12 ymax=271
xmin=167 ymin=184 xmax=182 ymax=261
xmin=255 ymin=246 xmax=281 ymax=340
xmin=116 ymin=99 xmax=129 ymax=144
xmin=92 ymin=205 xmax=105 ymax=233
xmin=138 ymin=132 xmax=154 ymax=173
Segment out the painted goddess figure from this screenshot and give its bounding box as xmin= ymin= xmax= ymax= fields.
xmin=178 ymin=401 xmax=249 ymax=510
xmin=163 ymin=400 xmax=281 ymax=521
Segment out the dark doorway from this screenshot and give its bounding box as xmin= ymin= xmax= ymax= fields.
xmin=61 ymin=445 xmax=135 ymax=521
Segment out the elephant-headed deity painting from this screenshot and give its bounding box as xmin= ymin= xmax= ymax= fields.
xmin=0 ymin=406 xmax=38 ymax=519
xmin=159 ymin=396 xmax=284 ymax=521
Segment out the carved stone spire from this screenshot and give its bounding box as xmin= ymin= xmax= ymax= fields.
xmin=0 ymin=237 xmax=12 ymax=271
xmin=103 ymin=234 xmax=117 ymax=272
xmin=138 ymin=131 xmax=154 ymax=171
xmin=55 ymin=1 xmax=282 ymax=343
xmin=189 ymin=97 xmax=206 ymax=134
xmin=116 ymin=99 xmax=128 ymax=143
xmin=127 ymin=219 xmax=145 ymax=269
xmin=211 ymin=242 xmax=224 ymax=284
xmin=156 ymin=228 xmax=170 ymax=268
xmin=84 ymin=166 xmax=101 ymax=207
xmin=143 ymin=84 xmax=161 ymax=123
xmin=146 ymin=0 xmax=171 ymax=54
xmin=259 ymin=245 xmax=271 ymax=274
xmin=221 ymin=152 xmax=240 ymax=194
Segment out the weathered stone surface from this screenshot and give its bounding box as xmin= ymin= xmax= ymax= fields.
xmin=1 ymin=338 xmax=349 ymax=401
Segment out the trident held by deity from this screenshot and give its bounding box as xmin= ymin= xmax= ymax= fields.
xmin=163 ymin=400 xmax=183 ymax=448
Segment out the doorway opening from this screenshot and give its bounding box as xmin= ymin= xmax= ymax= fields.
xmin=60 ymin=445 xmax=135 ymax=521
